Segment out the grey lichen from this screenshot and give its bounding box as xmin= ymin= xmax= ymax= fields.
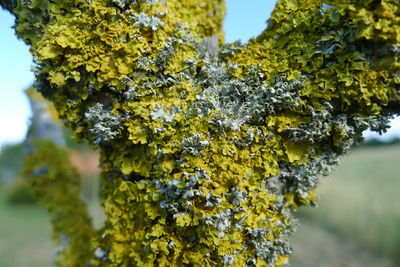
xmin=151 ymin=104 xmax=182 ymax=123
xmin=247 ymin=228 xmax=291 ymax=265
xmin=112 ymin=0 xmax=162 ymax=9
xmin=231 ymin=128 xmax=256 ymax=147
xmin=133 ymin=12 xmax=164 ymax=31
xmin=227 ymin=187 xmax=247 ymax=206
xmin=110 ymin=0 xmax=130 ymax=9
xmin=320 ymin=3 xmax=335 ymax=15
xmin=222 ymin=254 xmax=235 ymax=266
xmin=204 ymin=193 xmax=222 ymax=207
xmin=278 ymin=151 xmax=340 ymax=199
xmin=156 ymin=169 xmax=210 ymax=213
xmin=85 ymin=103 xmax=124 ymax=144
xmin=285 ymin=103 xmax=333 ymax=143
xmin=203 ymin=209 xmax=232 ymax=233
xmin=192 ymin=66 xmax=303 ymax=131
xmin=181 ymin=134 xmax=210 ymax=155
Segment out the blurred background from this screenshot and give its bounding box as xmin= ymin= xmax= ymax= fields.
xmin=0 ymin=1 xmax=399 ymax=266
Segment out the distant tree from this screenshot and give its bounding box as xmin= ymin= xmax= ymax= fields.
xmin=2 ymin=0 xmax=400 ymax=266
xmin=358 ymin=137 xmax=400 ymax=147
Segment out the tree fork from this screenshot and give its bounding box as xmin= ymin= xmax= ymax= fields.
xmin=2 ymin=0 xmax=400 ymax=266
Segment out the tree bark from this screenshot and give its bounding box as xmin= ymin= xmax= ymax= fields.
xmin=3 ymin=0 xmax=400 ymax=266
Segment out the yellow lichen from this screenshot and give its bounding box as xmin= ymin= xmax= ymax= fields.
xmin=5 ymin=0 xmax=400 ymax=265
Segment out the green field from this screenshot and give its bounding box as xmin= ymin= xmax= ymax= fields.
xmin=0 ymin=145 xmax=399 ymax=266
xmin=0 ymin=188 xmax=53 ymax=267
xmin=292 ymin=145 xmax=400 ymax=266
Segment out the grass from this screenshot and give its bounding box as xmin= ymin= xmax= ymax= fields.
xmin=293 ymin=144 xmax=400 ymax=265
xmin=290 ymin=220 xmax=396 ymax=267
xmin=0 ymin=145 xmax=399 ymax=266
xmin=0 ymin=188 xmax=52 ymax=267
xmin=0 ymin=185 xmax=104 ymax=267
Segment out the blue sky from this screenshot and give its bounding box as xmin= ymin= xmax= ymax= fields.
xmin=0 ymin=0 xmax=399 ymax=146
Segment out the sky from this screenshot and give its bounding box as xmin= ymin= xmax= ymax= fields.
xmin=0 ymin=0 xmax=399 ymax=147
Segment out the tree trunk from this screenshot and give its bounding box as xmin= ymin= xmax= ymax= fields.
xmin=2 ymin=0 xmax=400 ymax=266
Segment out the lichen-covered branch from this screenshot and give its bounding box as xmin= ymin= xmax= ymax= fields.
xmin=23 ymin=90 xmax=94 ymax=266
xmin=0 ymin=0 xmax=16 ymax=13
xmin=23 ymin=139 xmax=95 ymax=266
xmin=3 ymin=0 xmax=400 ymax=266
